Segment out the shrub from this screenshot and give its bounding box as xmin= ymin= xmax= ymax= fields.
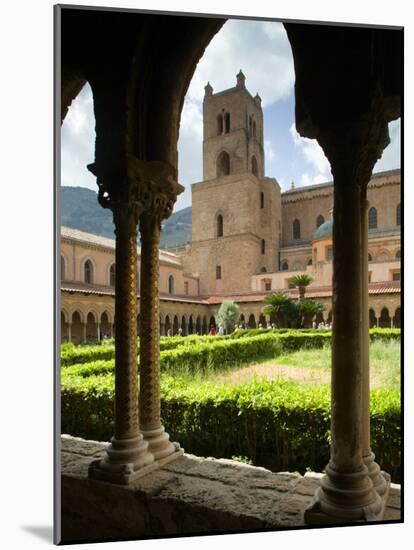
xmin=61 ymin=374 xmax=401 ymax=482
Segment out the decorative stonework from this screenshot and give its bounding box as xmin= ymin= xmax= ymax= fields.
xmin=138 ymin=168 xmax=184 ymax=461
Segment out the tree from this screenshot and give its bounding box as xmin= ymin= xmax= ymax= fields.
xmin=217 ymin=300 xmax=240 ymax=332
xmin=296 ymin=299 xmax=325 ymax=328
xmin=289 ymin=273 xmax=313 ymax=300
xmin=262 ymin=292 xmax=297 ymax=328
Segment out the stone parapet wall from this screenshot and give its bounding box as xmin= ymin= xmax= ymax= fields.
xmin=60 ymin=435 xmax=400 ymax=543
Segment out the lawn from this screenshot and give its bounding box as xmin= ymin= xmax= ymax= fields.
xmin=176 ymin=340 xmax=401 ymax=391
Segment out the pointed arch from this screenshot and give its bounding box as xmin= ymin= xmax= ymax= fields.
xmin=368 ymin=207 xmax=378 ymax=229
xmin=216 ymin=150 xmax=230 ymax=177
xmin=293 ymin=219 xmax=301 ymax=240
xmin=251 ymin=155 xmax=258 ymax=176
xmin=316 ymin=214 xmax=325 ymax=228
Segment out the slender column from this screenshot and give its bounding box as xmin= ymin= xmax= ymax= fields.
xmin=376 ymin=318 xmax=379 ymax=327
xmin=97 ymin=323 xmax=101 ymax=341
xmin=67 ymin=323 xmax=72 ymax=343
xmin=391 ymin=319 xmax=394 ymax=329
xmin=82 ymin=323 xmax=87 ymax=343
xmin=89 ymin=203 xmax=155 ymax=484
xmin=305 ymin=118 xmax=390 ymax=523
xmin=361 ymin=196 xmax=390 ymax=501
xmin=138 ymin=166 xmax=184 ymax=462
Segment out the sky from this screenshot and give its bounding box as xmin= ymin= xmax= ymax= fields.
xmin=61 ymin=19 xmax=401 ymax=212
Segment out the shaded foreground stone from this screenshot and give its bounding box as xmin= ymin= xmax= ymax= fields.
xmin=61 ymin=435 xmax=401 ymax=543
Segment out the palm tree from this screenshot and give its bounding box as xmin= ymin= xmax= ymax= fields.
xmin=262 ymin=292 xmax=297 ymax=328
xmin=296 ymin=299 xmax=325 ymax=328
xmin=289 ymin=273 xmax=313 ymax=300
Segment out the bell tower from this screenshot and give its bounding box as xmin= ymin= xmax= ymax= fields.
xmin=183 ymin=72 xmax=281 ymax=295
xmin=202 ymin=70 xmax=265 ymax=181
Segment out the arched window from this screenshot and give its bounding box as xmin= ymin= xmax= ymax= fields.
xmin=168 ymin=275 xmax=174 ymax=294
xmin=281 ymin=261 xmax=289 ymax=271
xmin=261 ymin=239 xmax=266 ymax=254
xmin=217 ymin=214 xmax=223 ymax=237
xmin=109 ymin=263 xmax=115 ymax=286
xmin=217 ymin=114 xmax=223 ymax=135
xmin=307 ymin=258 xmax=313 ymax=266
xmin=216 ymin=151 xmax=230 ymax=177
xmin=253 ymin=120 xmax=257 ymax=138
xmin=368 ymin=253 xmax=372 ymax=262
xmin=216 ymin=265 xmax=222 ymax=280
xmin=61 ymin=256 xmax=66 ymax=280
xmin=84 ymin=259 xmax=93 ymax=284
xmin=368 ymin=207 xmax=378 ymax=229
xmin=396 ymin=249 xmax=401 ymax=259
xmin=249 ymin=116 xmax=253 ymax=136
xmin=316 ymin=214 xmax=325 ymax=228
xmin=224 ymin=112 xmax=230 ymax=133
xmin=293 ymin=219 xmax=301 ymax=240
xmin=251 ymin=155 xmax=258 ymax=176
xmin=260 ymin=191 xmax=264 ymax=209
xmin=396 ymin=203 xmax=401 ymax=226
xmin=260 ymin=266 xmax=267 ymax=273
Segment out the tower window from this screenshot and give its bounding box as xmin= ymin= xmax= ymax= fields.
xmin=261 ymin=239 xmax=266 ymax=254
xmin=84 ymin=260 xmax=93 ymax=284
xmin=260 ymin=266 xmax=267 ymax=273
xmin=184 ymin=281 xmax=189 ymax=296
xmin=224 ymin=112 xmax=230 ymax=133
xmin=281 ymin=261 xmax=289 ymax=271
xmin=109 ymin=263 xmax=115 ymax=286
xmin=253 ymin=120 xmax=257 ymax=138
xmin=368 ymin=207 xmax=378 ymax=229
xmin=293 ymin=219 xmax=301 ymax=240
xmin=396 ymin=203 xmax=401 ymax=226
xmin=216 ymin=265 xmax=222 ymax=280
xmin=260 ymin=191 xmax=264 ymax=208
xmin=168 ymin=275 xmax=175 ymax=294
xmin=217 ymin=214 xmax=223 ymax=237
xmin=217 ymin=151 xmax=230 ymax=177
xmin=368 ymin=253 xmax=372 ymax=262
xmin=252 ymin=155 xmax=258 ymax=176
xmin=316 ymin=214 xmax=325 ymax=228
xmin=217 ymin=114 xmax=223 ymax=135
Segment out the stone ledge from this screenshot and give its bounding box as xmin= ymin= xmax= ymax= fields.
xmin=60 ymin=435 xmax=401 ymax=543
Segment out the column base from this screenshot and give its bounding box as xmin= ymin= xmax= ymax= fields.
xmin=141 ymin=425 xmax=183 ymax=461
xmin=88 ymin=434 xmax=155 ymax=485
xmin=364 ymin=452 xmax=391 ymax=498
xmin=304 ymin=465 xmax=390 ymax=525
xmin=88 ymin=433 xmax=184 ymax=485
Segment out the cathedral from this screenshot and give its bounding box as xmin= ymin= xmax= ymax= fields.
xmin=60 ymin=72 xmax=401 ymax=343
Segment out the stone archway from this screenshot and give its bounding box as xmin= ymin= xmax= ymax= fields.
xmin=173 ymin=315 xmax=179 ymax=335
xmin=394 ymin=307 xmax=401 ymax=329
xmin=202 ymin=316 xmax=208 ymax=335
xmin=61 ymin=311 xmax=69 ymax=343
xmin=369 ymin=309 xmax=377 ymax=328
xmin=248 ymin=314 xmax=256 ymax=329
xmin=86 ymin=312 xmax=98 ymax=342
xmin=165 ymin=315 xmax=171 ymax=335
xmin=195 ymin=315 xmax=201 ymax=335
xmin=379 ymin=307 xmax=391 ymax=328
xmin=188 ymin=315 xmax=194 ymax=334
xmin=71 ymin=311 xmax=84 ymax=344
xmin=100 ymin=312 xmax=112 ymax=339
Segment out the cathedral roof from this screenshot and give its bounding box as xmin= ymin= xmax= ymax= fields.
xmin=313 ymin=220 xmax=333 ymax=241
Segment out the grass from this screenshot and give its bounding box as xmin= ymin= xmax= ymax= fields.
xmin=189 ymin=340 xmax=401 ymax=391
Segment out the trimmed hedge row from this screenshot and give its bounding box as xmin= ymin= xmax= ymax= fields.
xmin=61 ymin=328 xmax=400 ymax=367
xmin=61 ymin=333 xmax=284 ymax=379
xmin=61 ymin=374 xmax=401 ymax=482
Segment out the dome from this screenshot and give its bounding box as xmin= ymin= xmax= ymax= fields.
xmin=313 ymin=220 xmax=333 ymax=240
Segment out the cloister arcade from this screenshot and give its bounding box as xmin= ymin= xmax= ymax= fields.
xmin=58 ymin=6 xmax=401 ymax=539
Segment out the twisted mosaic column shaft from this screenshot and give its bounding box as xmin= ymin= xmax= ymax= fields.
xmin=88 ymin=207 xmax=154 ymax=483
xmin=361 ymin=196 xmax=389 ymax=496
xmin=139 ymin=211 xmax=177 ymax=459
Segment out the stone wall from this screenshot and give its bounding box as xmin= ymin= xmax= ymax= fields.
xmin=60 ymin=435 xmax=401 ymax=544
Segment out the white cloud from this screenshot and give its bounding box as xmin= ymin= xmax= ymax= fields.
xmin=373 ymin=119 xmax=401 ymax=173
xmin=289 ymin=123 xmax=331 ymax=186
xmin=61 ymin=83 xmax=97 ymax=190
xmin=264 ymin=140 xmax=275 ymax=161
xmin=185 ymin=20 xmax=294 ymax=107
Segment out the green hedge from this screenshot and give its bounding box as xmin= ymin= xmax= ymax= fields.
xmin=61 ymin=328 xmax=400 ymax=367
xmin=61 ymin=374 xmax=401 ymax=482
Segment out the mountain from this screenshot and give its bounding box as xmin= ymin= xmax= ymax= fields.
xmin=61 ymin=186 xmax=192 ymax=248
